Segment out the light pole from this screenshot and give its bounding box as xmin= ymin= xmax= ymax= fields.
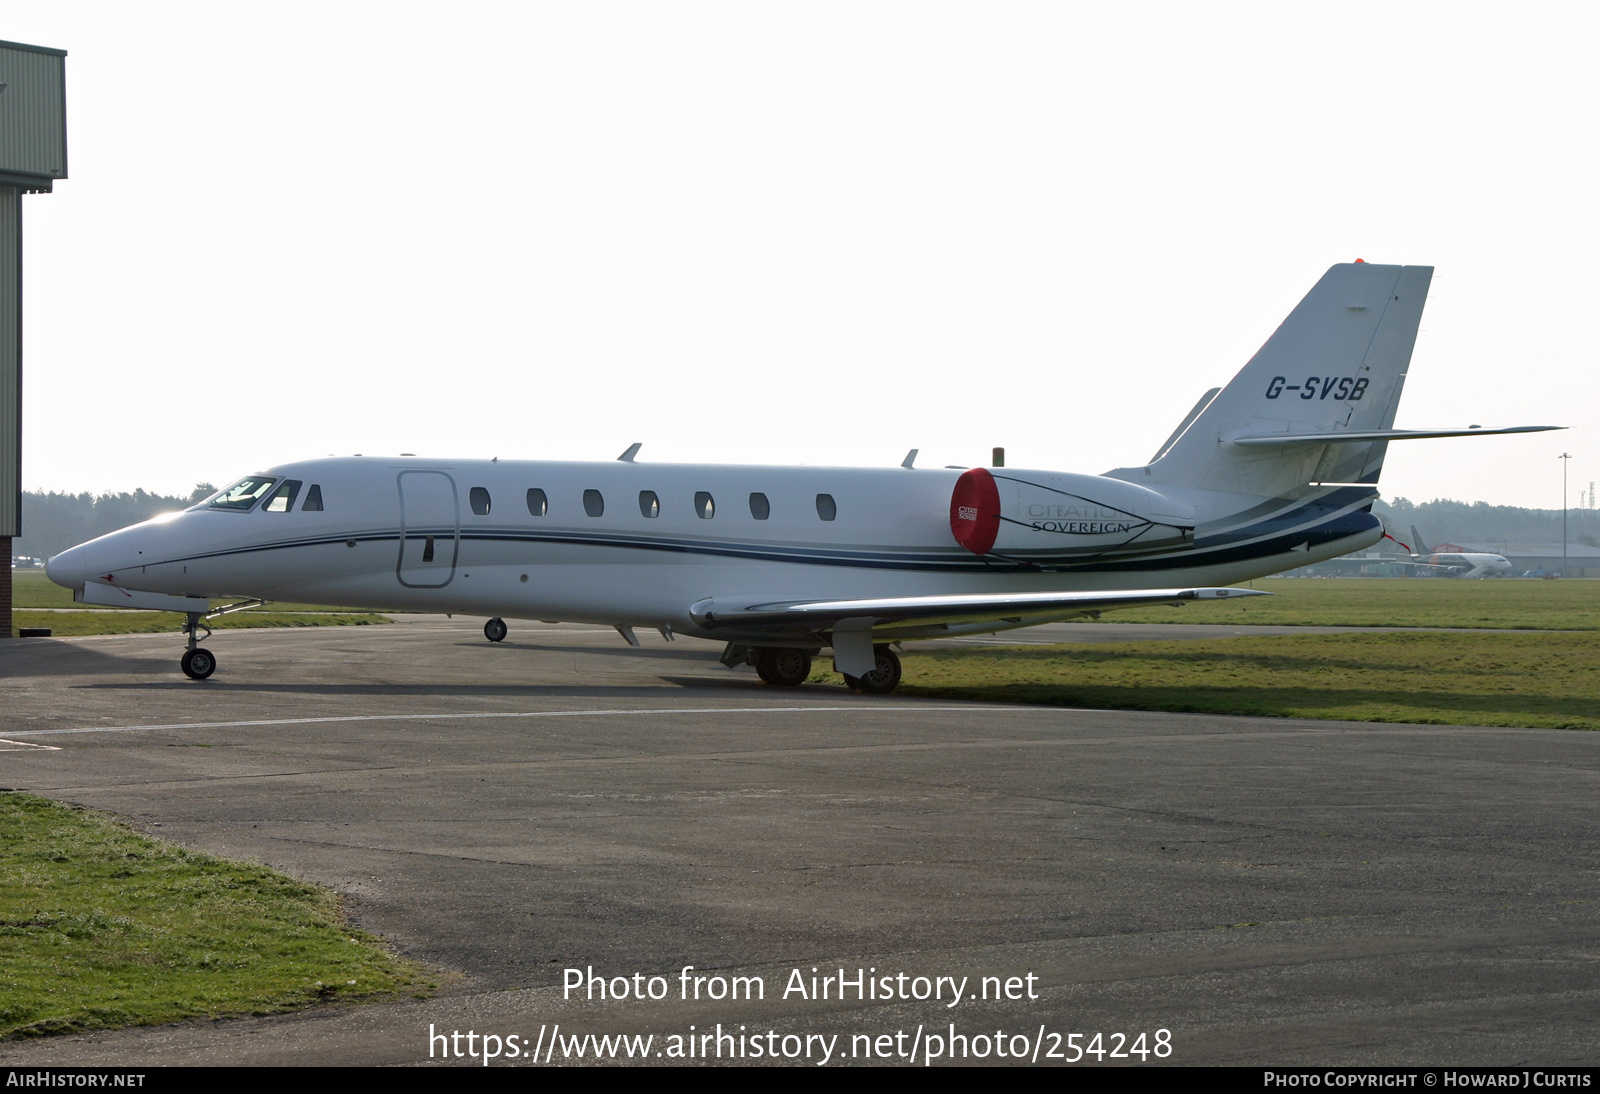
xmin=1560 ymin=452 xmax=1571 ymax=578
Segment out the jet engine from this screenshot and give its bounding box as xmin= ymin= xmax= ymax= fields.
xmin=949 ymin=467 xmax=1196 ymax=560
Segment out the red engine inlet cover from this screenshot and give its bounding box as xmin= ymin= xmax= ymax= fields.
xmin=950 ymin=467 xmax=1001 ymax=555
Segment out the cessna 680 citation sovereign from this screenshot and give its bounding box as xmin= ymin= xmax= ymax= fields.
xmin=45 ymin=262 xmax=1558 ymax=690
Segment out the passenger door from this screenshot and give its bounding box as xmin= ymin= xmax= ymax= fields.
xmin=396 ymin=470 xmax=460 ymax=588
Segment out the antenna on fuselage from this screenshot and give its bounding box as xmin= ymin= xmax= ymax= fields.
xmin=901 ymin=449 xmax=918 ymax=469
xmin=618 ymin=443 xmax=642 ymax=462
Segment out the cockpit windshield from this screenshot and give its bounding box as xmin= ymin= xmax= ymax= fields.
xmin=208 ymin=476 xmax=278 ymax=511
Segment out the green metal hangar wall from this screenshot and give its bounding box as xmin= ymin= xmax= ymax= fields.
xmin=0 ymin=39 xmax=66 ymax=637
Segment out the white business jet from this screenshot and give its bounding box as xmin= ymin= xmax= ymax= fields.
xmin=45 ymin=262 xmax=1557 ymax=690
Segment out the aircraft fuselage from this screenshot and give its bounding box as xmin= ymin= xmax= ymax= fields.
xmin=46 ymin=456 xmax=1382 ymax=644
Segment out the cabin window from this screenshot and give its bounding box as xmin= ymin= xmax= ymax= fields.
xmin=584 ymin=489 xmax=605 ymax=517
xmin=263 ymin=479 xmax=303 ymax=513
xmin=208 ymin=476 xmax=277 ymax=511
xmin=639 ymin=490 xmax=660 ymax=518
xmin=301 ymin=484 xmax=324 ymax=512
xmin=749 ymin=492 xmax=770 ymax=520
xmin=695 ymin=492 xmax=715 ymax=519
xmin=815 ymin=493 xmax=837 ymax=521
xmin=527 ymin=488 xmax=548 ymax=517
xmin=469 ymin=487 xmax=491 ymax=516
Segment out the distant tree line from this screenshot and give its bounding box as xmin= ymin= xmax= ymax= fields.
xmin=1372 ymin=497 xmax=1600 ymax=550
xmin=14 ymin=485 xmax=214 ymax=562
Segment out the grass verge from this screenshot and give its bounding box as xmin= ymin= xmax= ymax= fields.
xmin=1108 ymin=577 xmax=1600 ymax=630
xmin=15 ymin=571 xmax=1593 ymax=630
xmin=0 ymin=791 xmax=433 ymax=1040
xmin=12 ymin=611 xmax=391 ymax=638
xmin=888 ymin=631 xmax=1600 ymax=730
xmin=9 ymin=571 xmax=398 ymax=614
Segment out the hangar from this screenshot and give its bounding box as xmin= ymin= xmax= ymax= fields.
xmin=0 ymin=39 xmax=67 ymax=638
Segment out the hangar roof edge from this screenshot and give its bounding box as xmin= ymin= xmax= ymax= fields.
xmin=0 ymin=41 xmax=67 ymax=58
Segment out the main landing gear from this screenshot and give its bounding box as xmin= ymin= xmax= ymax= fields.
xmin=723 ymin=643 xmax=903 ymax=693
xmin=841 ymin=645 xmax=902 ymax=695
xmin=753 ymin=646 xmax=813 ymax=687
xmin=722 ymin=644 xmax=819 ymax=687
xmin=484 ymin=617 xmax=508 ymax=642
xmin=180 ymin=612 xmax=216 ymax=680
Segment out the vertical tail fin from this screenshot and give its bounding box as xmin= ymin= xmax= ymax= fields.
xmin=1121 ymin=263 xmax=1433 ymax=498
xmin=1409 ymin=525 xmax=1431 ymax=554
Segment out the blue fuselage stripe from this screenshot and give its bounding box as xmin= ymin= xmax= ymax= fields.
xmin=162 ymin=496 xmax=1379 ymax=575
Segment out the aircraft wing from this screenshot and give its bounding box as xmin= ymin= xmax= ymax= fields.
xmin=689 ymin=586 xmax=1268 ymax=634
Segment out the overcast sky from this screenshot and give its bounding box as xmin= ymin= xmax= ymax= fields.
xmin=6 ymin=2 xmax=1595 ymax=508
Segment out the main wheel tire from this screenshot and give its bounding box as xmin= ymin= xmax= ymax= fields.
xmin=849 ymin=646 xmax=901 ymax=695
xmin=484 ymin=617 xmax=508 ymax=642
xmin=181 ymin=647 xmax=217 ymax=680
xmin=754 ymin=646 xmax=812 ymax=687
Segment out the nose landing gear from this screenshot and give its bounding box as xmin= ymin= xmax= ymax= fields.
xmin=181 ymin=647 xmax=216 ymax=679
xmin=181 ymin=612 xmax=216 ymax=680
xmin=484 ymin=617 xmax=508 ymax=642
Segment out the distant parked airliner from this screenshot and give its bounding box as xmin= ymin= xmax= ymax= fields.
xmin=1405 ymin=525 xmax=1514 ymax=578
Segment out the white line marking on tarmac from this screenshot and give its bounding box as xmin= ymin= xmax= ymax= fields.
xmin=7 ymin=705 xmax=1016 ymax=739
xmin=0 ymin=738 xmax=61 ymax=751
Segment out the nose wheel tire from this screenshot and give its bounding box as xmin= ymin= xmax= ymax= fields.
xmin=842 ymin=646 xmax=901 ymax=694
xmin=181 ymin=648 xmax=217 ymax=680
xmin=754 ymin=646 xmax=812 ymax=687
xmin=484 ymin=617 xmax=508 ymax=643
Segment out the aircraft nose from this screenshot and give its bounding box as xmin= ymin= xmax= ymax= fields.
xmin=45 ymin=545 xmax=87 ymax=590
xmin=45 ymin=521 xmax=169 ymax=590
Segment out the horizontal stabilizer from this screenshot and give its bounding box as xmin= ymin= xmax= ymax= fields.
xmin=691 ymin=586 xmax=1268 ymax=633
xmin=1230 ymin=425 xmax=1563 ymax=447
